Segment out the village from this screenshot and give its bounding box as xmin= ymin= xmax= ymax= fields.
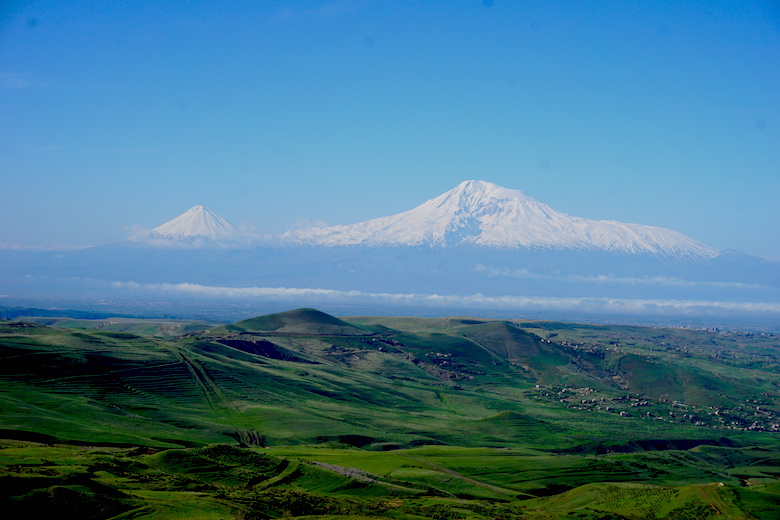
xmin=530 ymin=384 xmax=780 ymax=433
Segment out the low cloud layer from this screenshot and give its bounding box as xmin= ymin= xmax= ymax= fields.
xmin=107 ymin=280 xmax=780 ymax=318
xmin=472 ymin=265 xmax=770 ymax=291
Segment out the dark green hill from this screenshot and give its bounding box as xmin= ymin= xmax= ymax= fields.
xmin=224 ymin=308 xmax=370 ymax=336
xmin=2 ymin=309 xmax=778 ymax=451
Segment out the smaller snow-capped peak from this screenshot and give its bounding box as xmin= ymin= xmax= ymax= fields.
xmin=285 ymin=180 xmax=719 ymax=258
xmin=152 ymin=205 xmax=235 ymax=239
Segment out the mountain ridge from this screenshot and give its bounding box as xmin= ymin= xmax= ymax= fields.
xmin=6 ymin=182 xmax=776 ymax=321
xmin=284 ymin=180 xmax=718 ymax=258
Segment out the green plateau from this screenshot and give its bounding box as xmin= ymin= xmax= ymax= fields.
xmin=1 ymin=308 xmax=779 ymax=519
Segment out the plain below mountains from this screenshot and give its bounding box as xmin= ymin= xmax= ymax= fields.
xmin=3 ymin=306 xmax=779 ymax=449
xmin=3 ymin=308 xmax=779 ymax=519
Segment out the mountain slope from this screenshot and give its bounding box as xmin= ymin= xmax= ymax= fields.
xmin=286 ymin=180 xmax=717 ymax=258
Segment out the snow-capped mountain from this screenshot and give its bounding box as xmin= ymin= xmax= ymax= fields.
xmin=5 ymin=182 xmax=778 ymax=324
xmin=152 ymin=205 xmax=235 ymax=240
xmin=285 ymin=180 xmax=718 ymax=258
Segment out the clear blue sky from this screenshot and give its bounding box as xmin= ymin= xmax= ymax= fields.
xmin=2 ymin=1 xmax=779 ymax=257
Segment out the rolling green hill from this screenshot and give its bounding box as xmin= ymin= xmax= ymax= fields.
xmin=11 ymin=316 xmax=213 ymax=337
xmin=222 ymin=308 xmax=370 ymax=336
xmin=1 ymin=309 xmax=779 ymax=519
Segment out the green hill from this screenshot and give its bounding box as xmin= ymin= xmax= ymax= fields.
xmin=1 ymin=310 xmax=779 ymax=519
xmin=224 ymin=308 xmax=371 ymax=336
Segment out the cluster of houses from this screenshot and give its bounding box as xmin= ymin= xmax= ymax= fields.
xmin=531 ymin=385 xmax=780 ymax=432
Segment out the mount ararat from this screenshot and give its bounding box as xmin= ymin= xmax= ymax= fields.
xmin=2 ymin=181 xmax=778 ymax=323
xmin=284 ymin=181 xmax=717 ymax=258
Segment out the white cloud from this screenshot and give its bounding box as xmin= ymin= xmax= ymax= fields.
xmin=0 ymin=242 xmax=84 ymax=251
xmin=124 ymin=224 xmax=275 ymax=248
xmin=472 ymin=265 xmax=770 ymax=290
xmin=103 ymin=279 xmax=780 ymax=317
xmin=293 ymin=218 xmax=329 ymax=231
xmin=126 ymin=225 xmax=152 ymax=242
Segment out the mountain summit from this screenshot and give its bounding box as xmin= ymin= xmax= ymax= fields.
xmin=286 ymin=180 xmax=717 ymax=258
xmin=152 ymin=205 xmax=235 ymax=240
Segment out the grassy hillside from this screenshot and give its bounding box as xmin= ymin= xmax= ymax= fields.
xmin=14 ymin=316 xmax=214 ymax=337
xmin=222 ymin=308 xmax=370 ymax=336
xmin=3 ymin=440 xmax=779 ymax=519
xmin=1 ymin=309 xmax=779 ymax=519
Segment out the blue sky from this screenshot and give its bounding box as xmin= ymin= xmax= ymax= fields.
xmin=1 ymin=0 xmax=779 ymax=257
